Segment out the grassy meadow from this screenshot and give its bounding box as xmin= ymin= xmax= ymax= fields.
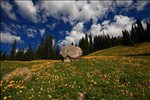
xmin=1 ymin=42 xmax=150 ymax=100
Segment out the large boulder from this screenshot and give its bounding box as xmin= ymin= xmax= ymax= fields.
xmin=60 ymin=45 xmax=83 ymax=62
xmin=2 ymin=67 xmax=32 ymax=82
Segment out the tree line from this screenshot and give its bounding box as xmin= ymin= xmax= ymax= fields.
xmin=78 ymin=19 xmax=150 ymax=55
xmin=0 ymin=19 xmax=150 ymax=60
xmin=0 ymin=34 xmax=60 ymax=61
xmin=122 ymin=19 xmax=150 ymax=45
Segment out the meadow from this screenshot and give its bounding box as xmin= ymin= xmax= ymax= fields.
xmin=1 ymin=42 xmax=150 ymax=100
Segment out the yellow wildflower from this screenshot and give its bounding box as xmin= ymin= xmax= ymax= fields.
xmin=4 ymin=96 xmax=7 ymax=100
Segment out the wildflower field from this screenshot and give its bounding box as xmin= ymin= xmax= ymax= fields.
xmin=1 ymin=42 xmax=150 ymax=100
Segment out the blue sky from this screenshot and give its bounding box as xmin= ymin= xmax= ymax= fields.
xmin=0 ymin=0 xmax=150 ymax=53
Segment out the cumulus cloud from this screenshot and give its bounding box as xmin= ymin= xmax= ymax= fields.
xmin=5 ymin=0 xmax=148 ymax=24
xmin=39 ymin=29 xmax=45 ymax=37
xmin=1 ymin=22 xmax=22 ymax=35
xmin=46 ymin=23 xmax=57 ymax=30
xmin=59 ymin=22 xmax=85 ymax=46
xmin=2 ymin=0 xmax=149 ymax=24
xmin=89 ymin=24 xmax=102 ymax=37
xmin=116 ymin=1 xmax=133 ymax=7
xmin=0 ymin=32 xmax=22 ymax=43
xmin=1 ymin=1 xmax=16 ymax=20
xmin=26 ymin=28 xmax=37 ymax=38
xmin=136 ymin=1 xmax=150 ymax=11
xmin=72 ymin=22 xmax=84 ymax=32
xmin=90 ymin=15 xmax=136 ymax=37
xmin=40 ymin=1 xmax=114 ymax=23
xmin=102 ymin=20 xmax=110 ymax=25
xmin=14 ymin=0 xmax=37 ymax=22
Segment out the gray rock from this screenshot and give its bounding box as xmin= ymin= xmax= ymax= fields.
xmin=60 ymin=45 xmax=83 ymax=62
xmin=64 ymin=57 xmax=71 ymax=62
xmin=2 ymin=67 xmax=32 ymax=82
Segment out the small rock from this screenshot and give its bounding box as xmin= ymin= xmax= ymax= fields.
xmin=64 ymin=57 xmax=71 ymax=62
xmin=2 ymin=67 xmax=32 ymax=82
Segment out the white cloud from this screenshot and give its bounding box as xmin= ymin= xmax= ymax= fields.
xmin=90 ymin=15 xmax=136 ymax=37
xmin=39 ymin=29 xmax=45 ymax=37
xmin=116 ymin=1 xmax=133 ymax=7
xmin=26 ymin=28 xmax=37 ymax=38
xmin=1 ymin=22 xmax=22 ymax=35
xmin=14 ymin=0 xmax=37 ymax=22
xmin=73 ymin=22 xmax=84 ymax=32
xmin=40 ymin=1 xmax=114 ymax=23
xmin=59 ymin=22 xmax=85 ymax=46
xmin=136 ymin=1 xmax=150 ymax=11
xmin=89 ymin=24 xmax=101 ymax=37
xmin=46 ymin=23 xmax=57 ymax=30
xmin=102 ymin=20 xmax=110 ymax=25
xmin=1 ymin=1 xmax=16 ymax=20
xmin=1 ymin=22 xmax=11 ymax=32
xmin=0 ymin=32 xmax=22 ymax=43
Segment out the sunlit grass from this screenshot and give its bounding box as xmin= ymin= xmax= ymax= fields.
xmin=88 ymin=42 xmax=150 ymax=56
xmin=1 ymin=43 xmax=150 ymax=99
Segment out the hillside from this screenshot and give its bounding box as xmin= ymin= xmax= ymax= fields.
xmin=1 ymin=43 xmax=150 ymax=99
xmin=88 ymin=42 xmax=150 ymax=56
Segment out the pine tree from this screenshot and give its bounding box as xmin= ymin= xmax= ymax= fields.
xmin=10 ymin=40 xmax=17 ymax=60
xmin=85 ymin=34 xmax=90 ymax=55
xmin=36 ymin=38 xmax=45 ymax=59
xmin=131 ymin=25 xmax=139 ymax=44
xmin=23 ymin=46 xmax=33 ymax=61
xmin=136 ymin=19 xmax=145 ymax=42
xmin=79 ymin=37 xmax=86 ymax=55
xmin=94 ymin=36 xmax=98 ymax=51
xmin=89 ymin=35 xmax=93 ymax=53
xmin=15 ymin=49 xmax=24 ymax=60
xmin=46 ymin=34 xmax=53 ymax=59
xmin=122 ymin=29 xmax=133 ymax=46
xmin=0 ymin=50 xmax=2 ymax=60
xmin=145 ymin=22 xmax=150 ymax=41
xmin=1 ymin=51 xmax=7 ymax=61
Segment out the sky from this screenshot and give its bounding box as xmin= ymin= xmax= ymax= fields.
xmin=0 ymin=0 xmax=150 ymax=53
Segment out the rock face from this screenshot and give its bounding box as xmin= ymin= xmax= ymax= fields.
xmin=60 ymin=45 xmax=83 ymax=62
xmin=2 ymin=67 xmax=32 ymax=82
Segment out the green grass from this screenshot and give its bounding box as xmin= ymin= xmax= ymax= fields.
xmin=1 ymin=43 xmax=150 ymax=100
xmin=88 ymin=42 xmax=150 ymax=56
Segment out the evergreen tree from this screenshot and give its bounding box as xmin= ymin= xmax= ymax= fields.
xmin=130 ymin=20 xmax=150 ymax=43
xmin=79 ymin=37 xmax=86 ymax=55
xmin=0 ymin=50 xmax=2 ymax=60
xmin=1 ymin=51 xmax=7 ymax=61
xmin=10 ymin=40 xmax=17 ymax=60
xmin=44 ymin=34 xmax=53 ymax=59
xmin=145 ymin=22 xmax=150 ymax=41
xmin=36 ymin=38 xmax=45 ymax=59
xmin=15 ymin=49 xmax=24 ymax=60
xmin=122 ymin=29 xmax=133 ymax=46
xmin=136 ymin=19 xmax=145 ymax=42
xmin=131 ymin=25 xmax=139 ymax=44
xmin=85 ymin=34 xmax=90 ymax=55
xmin=89 ymin=35 xmax=93 ymax=53
xmin=93 ymin=36 xmax=98 ymax=51
xmin=23 ymin=46 xmax=33 ymax=61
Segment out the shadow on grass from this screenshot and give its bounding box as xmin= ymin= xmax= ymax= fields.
xmin=125 ymin=53 xmax=150 ymax=56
